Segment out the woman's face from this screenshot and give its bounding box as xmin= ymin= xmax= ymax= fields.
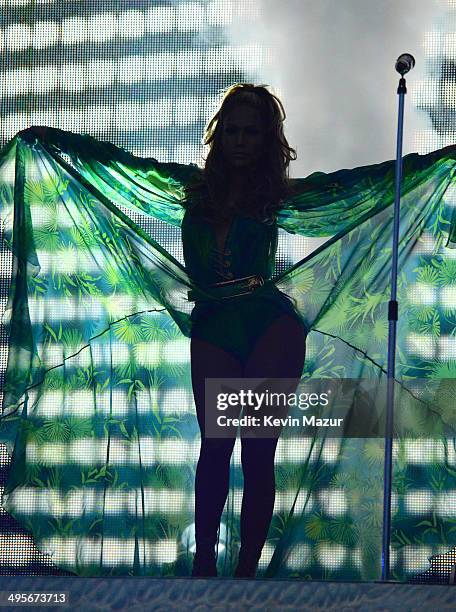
xmin=220 ymin=103 xmax=265 ymax=171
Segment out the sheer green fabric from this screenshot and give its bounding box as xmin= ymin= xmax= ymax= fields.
xmin=1 ymin=127 xmax=456 ymax=578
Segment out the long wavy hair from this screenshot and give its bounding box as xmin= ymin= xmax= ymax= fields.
xmin=183 ymin=83 xmax=297 ymax=225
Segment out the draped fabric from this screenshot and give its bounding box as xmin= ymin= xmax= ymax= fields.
xmin=1 ymin=127 xmax=456 ymax=578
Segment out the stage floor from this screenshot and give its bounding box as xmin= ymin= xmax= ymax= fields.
xmin=0 ymin=576 xmax=455 ymax=611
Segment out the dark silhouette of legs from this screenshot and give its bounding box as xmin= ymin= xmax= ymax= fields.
xmin=190 ymin=310 xmax=306 ymax=578
xmin=236 ymin=313 xmax=306 ymax=577
xmin=235 ymin=436 xmax=280 ymax=577
xmin=190 ymin=334 xmax=242 ymax=576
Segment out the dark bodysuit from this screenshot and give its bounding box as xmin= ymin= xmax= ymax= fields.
xmin=182 ymin=205 xmax=308 ymax=574
xmin=181 ymin=207 xmax=306 ymax=362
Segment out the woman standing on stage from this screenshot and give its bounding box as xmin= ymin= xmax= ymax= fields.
xmin=181 ymin=84 xmax=308 ymax=578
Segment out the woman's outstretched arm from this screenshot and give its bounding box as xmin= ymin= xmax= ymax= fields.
xmin=16 ymin=126 xmax=201 ymax=228
xmin=277 ymin=145 xmax=456 ymax=242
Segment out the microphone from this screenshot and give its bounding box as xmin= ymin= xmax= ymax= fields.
xmin=395 ymin=53 xmax=415 ymax=76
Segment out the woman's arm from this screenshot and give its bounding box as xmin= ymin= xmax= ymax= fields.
xmin=17 ymin=126 xmax=201 ymax=228
xmin=277 ymin=145 xmax=456 ymax=239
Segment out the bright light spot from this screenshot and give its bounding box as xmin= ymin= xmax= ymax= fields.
xmin=135 ymin=342 xmax=160 ymax=368
xmin=65 ymin=390 xmax=94 ymax=417
xmin=404 ymin=490 xmax=433 ymax=515
xmin=257 ymin=543 xmax=274 ymax=569
xmin=104 ymin=490 xmax=128 ymax=515
xmin=162 ymin=339 xmax=189 ymax=363
xmin=117 ymin=55 xmax=144 ymax=83
xmin=410 ymin=79 xmax=439 ymax=107
xmin=0 ymin=534 xmax=36 ymax=566
xmin=441 ymin=285 xmax=456 ymax=308
xmin=277 ymin=489 xmax=313 ymax=514
xmin=439 ymin=335 xmax=456 ymax=360
xmin=176 ymin=3 xmax=205 ymax=31
xmin=79 ymin=539 xmax=100 ymax=565
xmin=351 ymin=548 xmax=362 ymax=569
xmin=2 ymin=69 xmax=30 ymax=96
xmin=318 ymin=543 xmax=346 ymax=569
xmin=118 ymin=10 xmax=145 ymax=39
xmin=403 ymin=546 xmax=432 ymax=573
xmin=106 ymin=296 xmax=134 ymax=320
xmin=286 ymin=543 xmax=311 ymax=569
xmin=204 ymin=45 xmax=232 ymax=73
xmin=137 ymin=438 xmax=156 ymax=467
xmin=276 ymin=437 xmax=316 ymax=463
xmin=414 ymin=132 xmax=437 ymax=154
xmin=34 ymin=390 xmax=64 ymax=418
xmin=61 ymin=16 xmax=87 ymax=44
xmin=174 ymin=144 xmax=204 ymax=165
xmin=87 ymin=12 xmax=117 ymax=42
xmin=232 ymin=45 xmax=264 ymax=74
xmin=116 ymin=102 xmax=143 ymax=130
xmin=6 ymin=24 xmax=31 ymax=50
xmin=85 ymin=60 xmax=115 ymax=88
xmin=145 ymin=6 xmax=175 ymax=32
xmin=60 ymin=62 xmax=85 ymax=92
xmin=423 ymin=31 xmax=441 ymax=57
xmin=53 ymin=296 xmax=80 ymax=323
xmin=444 ymin=32 xmax=456 ymax=59
xmin=407 ymin=283 xmax=436 ymax=305
xmin=40 ymin=443 xmax=66 ymax=465
xmin=444 ymin=182 xmax=456 ymax=208
xmin=406 ymin=333 xmax=436 ymax=359
xmin=142 ymin=489 xmax=186 ymax=514
xmin=436 ymin=490 xmax=456 ymax=517
xmin=32 ymin=65 xmax=59 ymax=93
xmin=443 ymin=81 xmax=456 ymax=108
xmin=176 ymin=50 xmax=201 ymax=76
xmin=405 ymin=439 xmax=444 ymax=464
xmin=321 ymin=439 xmax=341 ymax=462
xmin=161 ymin=388 xmax=192 ymax=415
xmin=143 ymin=98 xmax=173 ymax=127
xmin=156 ymin=439 xmax=190 ymax=465
xmin=107 ymin=439 xmax=129 ymax=465
xmin=135 ymin=388 xmax=159 ymax=414
xmin=151 ymin=539 xmax=178 ymax=563
xmin=174 ymin=95 xmax=200 ymax=124
xmin=318 ymin=488 xmax=347 ymax=517
xmin=68 ymin=438 xmax=101 ymax=465
xmin=206 ymin=0 xmax=233 ymax=25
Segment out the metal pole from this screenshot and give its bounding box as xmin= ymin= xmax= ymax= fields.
xmin=381 ymin=73 xmax=407 ymax=581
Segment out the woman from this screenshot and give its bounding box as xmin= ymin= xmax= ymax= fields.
xmin=181 ymin=84 xmax=308 ymax=577
xmin=5 ymin=87 xmax=456 ymax=580
xmin=22 ymin=84 xmax=308 ymax=578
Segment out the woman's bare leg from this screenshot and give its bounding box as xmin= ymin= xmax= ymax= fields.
xmin=190 ymin=334 xmax=243 ymax=575
xmin=237 ymin=313 xmax=306 ymax=576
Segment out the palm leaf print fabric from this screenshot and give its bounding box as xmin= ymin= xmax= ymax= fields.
xmin=1 ymin=127 xmax=456 ymax=579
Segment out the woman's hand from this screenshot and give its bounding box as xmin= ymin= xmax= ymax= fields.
xmin=18 ymin=126 xmax=50 ymax=143
xmin=438 ymin=144 xmax=456 ymax=158
xmin=28 ymin=126 xmax=49 ymax=140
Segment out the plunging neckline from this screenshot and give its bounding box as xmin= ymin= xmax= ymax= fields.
xmin=210 ymin=214 xmax=237 ymax=254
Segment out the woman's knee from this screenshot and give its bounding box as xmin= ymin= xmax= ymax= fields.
xmin=240 ymin=438 xmax=278 ymax=467
xmin=198 ymin=437 xmax=236 ymax=463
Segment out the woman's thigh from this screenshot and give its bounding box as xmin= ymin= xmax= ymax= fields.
xmin=244 ymin=312 xmax=306 ymax=379
xmin=242 ymin=313 xmax=307 ymax=439
xmin=190 ymin=333 xmax=243 ymax=437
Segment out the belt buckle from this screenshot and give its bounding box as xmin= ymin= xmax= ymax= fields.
xmin=218 ymin=275 xmax=264 ymax=300
xmin=246 ymin=275 xmax=264 ymax=291
xmin=188 ymin=275 xmax=264 ymax=302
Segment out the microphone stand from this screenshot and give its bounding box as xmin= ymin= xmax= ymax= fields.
xmin=382 ymin=56 xmax=414 ymax=581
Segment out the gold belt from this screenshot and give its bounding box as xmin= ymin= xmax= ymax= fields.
xmin=187 ymin=274 xmax=265 ymax=302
